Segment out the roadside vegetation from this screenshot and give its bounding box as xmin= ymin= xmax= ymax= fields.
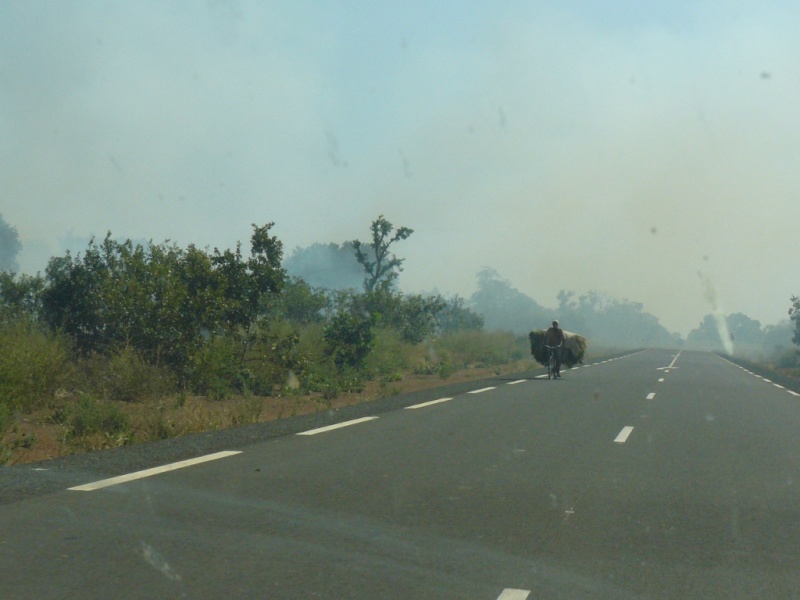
xmin=2 ymin=212 xmax=798 ymax=465
xmin=0 ymin=217 xmax=531 ymax=465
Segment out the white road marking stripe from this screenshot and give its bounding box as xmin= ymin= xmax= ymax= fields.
xmin=774 ymin=383 xmax=786 ymax=389
xmin=497 ymin=589 xmax=531 ymax=600
xmin=658 ymin=378 xmax=665 ymax=382
xmin=646 ymin=392 xmax=656 ymax=400
xmin=405 ymin=398 xmax=453 ymax=410
xmin=535 ymin=374 xmax=548 ymax=379
xmin=789 ymin=391 xmax=800 ymax=397
xmin=659 ymin=350 xmax=682 ymax=370
xmin=468 ymin=387 xmax=496 ymax=394
xmin=68 ymin=451 xmax=242 ymax=491
xmin=507 ymin=380 xmax=527 ymax=385
xmin=297 ymin=416 xmax=378 ymax=436
xmin=614 ymin=426 xmax=634 ymax=444
xmin=763 ymin=378 xmax=773 ymax=383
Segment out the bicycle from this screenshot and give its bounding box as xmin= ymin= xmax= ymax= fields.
xmin=545 ymin=344 xmax=562 ymax=380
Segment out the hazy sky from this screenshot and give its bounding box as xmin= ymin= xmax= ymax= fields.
xmin=2 ymin=0 xmax=799 ymax=335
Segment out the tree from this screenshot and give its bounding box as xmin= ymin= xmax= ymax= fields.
xmin=283 ymin=242 xmax=363 ymax=290
xmin=790 ymin=296 xmax=800 ymax=348
xmin=686 ymin=314 xmax=725 ymax=350
xmin=0 ymin=215 xmax=22 ymax=273
xmin=276 ymin=277 xmax=331 ymax=324
xmin=726 ymin=313 xmax=764 ymax=346
xmin=0 ymin=272 xmax=44 ymax=320
xmin=352 ymin=215 xmax=413 ymax=292
xmin=324 ymin=306 xmax=376 ymax=371
xmin=40 ymin=224 xmax=285 ymax=382
xmin=561 ymin=290 xmax=678 ymax=348
xmin=469 ymin=268 xmax=548 ymax=334
xmin=436 ymin=295 xmax=484 ymax=333
xmin=763 ymin=319 xmax=794 ymax=357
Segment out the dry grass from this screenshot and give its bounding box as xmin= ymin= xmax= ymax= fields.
xmin=1 ymin=359 xmax=533 ymax=466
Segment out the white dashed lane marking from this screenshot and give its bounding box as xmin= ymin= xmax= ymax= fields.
xmin=497 ymin=589 xmax=530 ymax=600
xmin=719 ymin=355 xmax=800 ymax=400
xmin=646 ymin=392 xmax=656 ymax=400
xmin=297 ymin=416 xmax=378 ymax=436
xmin=614 ymin=426 xmax=634 ymax=444
xmin=69 ymin=451 xmax=242 ymax=491
xmin=468 ymin=387 xmax=496 ymax=394
xmin=405 ymin=398 xmax=452 ymax=410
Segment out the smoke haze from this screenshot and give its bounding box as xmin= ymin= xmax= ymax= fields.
xmin=3 ymin=1 xmax=799 ymax=335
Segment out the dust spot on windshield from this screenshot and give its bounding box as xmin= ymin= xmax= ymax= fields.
xmin=140 ymin=541 xmax=183 ymax=584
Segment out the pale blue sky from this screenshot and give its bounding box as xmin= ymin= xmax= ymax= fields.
xmin=2 ymin=0 xmax=799 ymax=335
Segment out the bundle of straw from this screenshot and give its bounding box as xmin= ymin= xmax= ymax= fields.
xmin=528 ymin=329 xmax=587 ymax=368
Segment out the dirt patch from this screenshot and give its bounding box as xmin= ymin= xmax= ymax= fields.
xmin=2 ymin=361 xmax=532 ymax=466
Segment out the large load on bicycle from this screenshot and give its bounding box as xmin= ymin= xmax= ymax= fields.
xmin=528 ymin=329 xmax=587 ymax=368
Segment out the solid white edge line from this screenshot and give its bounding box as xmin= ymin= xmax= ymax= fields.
xmin=68 ymin=451 xmax=242 ymax=491
xmin=468 ymin=387 xmax=496 ymax=394
xmin=405 ymin=397 xmax=453 ymax=410
xmin=646 ymin=392 xmax=656 ymax=400
xmin=297 ymin=416 xmax=378 ymax=436
xmin=614 ymin=426 xmax=634 ymax=444
xmin=497 ymin=589 xmax=531 ymax=600
xmin=507 ymin=380 xmax=527 ymax=385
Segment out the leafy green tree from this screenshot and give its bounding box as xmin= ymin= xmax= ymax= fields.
xmin=0 ymin=272 xmax=44 ymax=320
xmin=275 ymin=277 xmax=331 ymax=324
xmin=0 ymin=215 xmax=22 ymax=273
xmin=40 ymin=224 xmax=285 ymax=385
xmin=323 ymin=308 xmax=376 ymax=370
xmin=392 ymin=293 xmax=447 ymax=343
xmin=352 ymin=215 xmax=413 ymax=292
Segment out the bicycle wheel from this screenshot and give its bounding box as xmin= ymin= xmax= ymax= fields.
xmin=547 ymin=354 xmax=554 ymax=379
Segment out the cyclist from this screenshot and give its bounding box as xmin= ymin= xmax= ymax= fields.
xmin=544 ymin=320 xmax=565 ymax=378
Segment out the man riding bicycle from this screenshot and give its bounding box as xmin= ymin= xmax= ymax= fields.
xmin=544 ymin=320 xmax=565 ymax=378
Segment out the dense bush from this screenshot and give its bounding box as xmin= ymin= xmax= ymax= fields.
xmin=0 ymin=318 xmax=73 ymax=412
xmin=40 ymin=224 xmax=285 ymax=382
xmin=66 ymin=394 xmax=132 ymax=448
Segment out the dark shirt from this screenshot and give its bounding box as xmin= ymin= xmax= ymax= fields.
xmin=545 ymin=326 xmax=565 ymax=346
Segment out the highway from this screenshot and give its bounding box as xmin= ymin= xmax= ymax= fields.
xmin=3 ymin=349 xmax=800 ymax=598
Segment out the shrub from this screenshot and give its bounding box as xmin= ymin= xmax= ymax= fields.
xmin=186 ymin=336 xmax=242 ymax=400
xmin=324 ymin=310 xmax=375 ymax=370
xmin=365 ymin=328 xmax=419 ymax=379
xmin=84 ymin=347 xmax=176 ymax=402
xmin=0 ymin=319 xmax=73 ymax=412
xmin=66 ymin=394 xmax=132 ymax=447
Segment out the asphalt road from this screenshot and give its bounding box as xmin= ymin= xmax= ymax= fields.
xmin=3 ymin=349 xmax=800 ymax=599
